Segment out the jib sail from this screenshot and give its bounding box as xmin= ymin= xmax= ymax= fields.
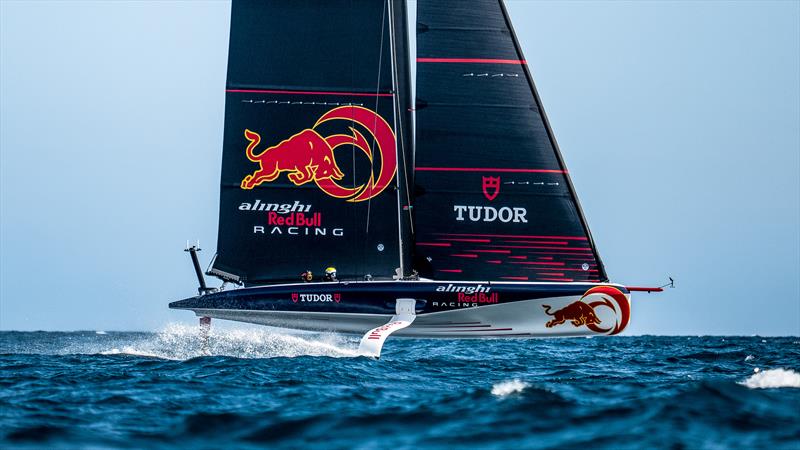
xmin=412 ymin=0 xmax=607 ymax=283
xmin=211 ymin=0 xmax=413 ymax=285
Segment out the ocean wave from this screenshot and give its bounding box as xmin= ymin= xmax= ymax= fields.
xmin=491 ymin=379 xmax=529 ymax=396
xmin=739 ymin=368 xmax=800 ymax=389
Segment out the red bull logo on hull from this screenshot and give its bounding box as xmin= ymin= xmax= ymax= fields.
xmin=542 ymin=286 xmax=630 ymax=335
xmin=240 ymin=106 xmax=397 ymax=203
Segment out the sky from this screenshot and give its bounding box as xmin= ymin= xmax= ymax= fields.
xmin=1 ymin=0 xmax=798 ymax=335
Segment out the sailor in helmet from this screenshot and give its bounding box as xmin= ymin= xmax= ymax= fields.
xmin=300 ymin=270 xmax=313 ymax=283
xmin=323 ymin=267 xmax=338 ymax=282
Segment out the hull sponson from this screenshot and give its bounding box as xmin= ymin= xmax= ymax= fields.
xmin=169 ymin=281 xmax=632 ymax=338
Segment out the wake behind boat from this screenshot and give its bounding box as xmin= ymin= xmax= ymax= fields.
xmin=169 ymin=0 xmax=666 ymax=356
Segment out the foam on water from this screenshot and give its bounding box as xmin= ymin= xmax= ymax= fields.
xmin=491 ymin=379 xmax=529 ymax=396
xmin=740 ymin=368 xmax=800 ymax=389
xmin=92 ymin=323 xmax=360 ymax=359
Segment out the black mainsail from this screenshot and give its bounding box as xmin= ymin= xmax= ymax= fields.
xmin=211 ymin=0 xmax=413 ymax=285
xmin=413 ymin=0 xmax=607 ymax=283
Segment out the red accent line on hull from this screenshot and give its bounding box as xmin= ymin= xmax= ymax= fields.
xmin=429 ymin=328 xmax=514 ymax=332
xmin=438 ymin=269 xmax=463 ymax=273
xmin=417 ymin=242 xmax=451 ymax=247
xmin=451 ymin=254 xmax=479 ymax=258
xmin=500 ymin=276 xmax=528 ymax=281
xmin=417 ymin=58 xmax=527 ymax=65
xmin=420 ymin=322 xmax=482 ymax=326
xmin=416 ymin=166 xmax=566 ymax=174
xmin=226 ymin=89 xmax=394 ymax=97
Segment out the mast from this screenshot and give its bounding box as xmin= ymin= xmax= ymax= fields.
xmin=389 ymin=0 xmax=414 ymax=278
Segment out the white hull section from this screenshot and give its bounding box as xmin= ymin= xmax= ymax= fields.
xmin=188 ymin=291 xmax=631 ymax=338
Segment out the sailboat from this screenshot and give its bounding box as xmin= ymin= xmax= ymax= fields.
xmin=169 ymin=0 xmax=665 ymax=356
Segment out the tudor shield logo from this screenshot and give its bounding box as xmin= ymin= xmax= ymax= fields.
xmin=482 ymin=176 xmax=500 ymax=201
xmin=240 ymin=106 xmax=397 ymax=203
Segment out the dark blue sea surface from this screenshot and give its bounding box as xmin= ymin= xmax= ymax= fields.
xmin=1 ymin=328 xmax=798 ymax=449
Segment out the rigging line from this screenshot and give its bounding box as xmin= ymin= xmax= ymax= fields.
xmin=363 ymin=0 xmax=389 ymax=243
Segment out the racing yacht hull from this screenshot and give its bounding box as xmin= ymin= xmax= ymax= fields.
xmin=169 ymin=281 xmax=632 ymax=338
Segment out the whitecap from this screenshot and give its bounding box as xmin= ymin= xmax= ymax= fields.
xmin=744 ymin=355 xmax=755 ymax=361
xmin=95 ymin=331 xmax=107 ymax=335
xmin=739 ymin=368 xmax=800 ymax=389
xmin=491 ymin=379 xmax=529 ymax=397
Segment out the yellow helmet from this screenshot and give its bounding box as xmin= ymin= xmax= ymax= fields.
xmin=325 ymin=267 xmax=337 ymax=275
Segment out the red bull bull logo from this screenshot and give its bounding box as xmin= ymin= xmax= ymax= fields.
xmin=542 ymin=286 xmax=630 ymax=335
xmin=240 ymin=106 xmax=397 ymax=203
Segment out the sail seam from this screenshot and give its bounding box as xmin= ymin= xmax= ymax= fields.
xmin=226 ymin=89 xmax=394 ymax=97
xmin=415 ymin=167 xmax=567 ymax=174
xmin=417 ymin=58 xmax=526 ymax=64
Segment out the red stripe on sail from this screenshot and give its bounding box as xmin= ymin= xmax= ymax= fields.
xmin=226 ymin=89 xmax=394 ymax=97
xmin=530 ymin=267 xmax=598 ymax=273
xmin=451 ymin=254 xmax=479 ymax=258
xmin=485 ymin=245 xmax=592 ymax=251
xmin=510 ymin=261 xmax=565 ymax=266
xmin=417 ymin=242 xmax=451 ymax=247
xmin=438 ymin=269 xmax=463 ymax=273
xmin=437 ymin=238 xmax=491 ymax=243
xmin=415 ymin=167 xmax=566 ymax=174
xmin=417 ymin=58 xmax=527 ymax=65
xmin=435 ymin=233 xmax=588 ymax=240
xmin=503 ymin=240 xmax=569 ymax=245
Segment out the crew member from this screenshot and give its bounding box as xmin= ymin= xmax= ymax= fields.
xmin=323 ymin=267 xmax=337 ymax=282
xmin=300 ymin=270 xmax=313 ymax=282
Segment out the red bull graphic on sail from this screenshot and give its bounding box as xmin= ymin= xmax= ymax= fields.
xmin=240 ymin=106 xmax=397 ymax=202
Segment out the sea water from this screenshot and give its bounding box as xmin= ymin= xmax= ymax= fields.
xmin=1 ymin=328 xmax=798 ymax=449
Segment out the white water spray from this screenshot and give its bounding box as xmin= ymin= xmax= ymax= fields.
xmin=96 ymin=323 xmax=360 ymax=360
xmin=739 ymin=368 xmax=800 ymax=389
xmin=491 ymin=379 xmax=529 ymax=397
